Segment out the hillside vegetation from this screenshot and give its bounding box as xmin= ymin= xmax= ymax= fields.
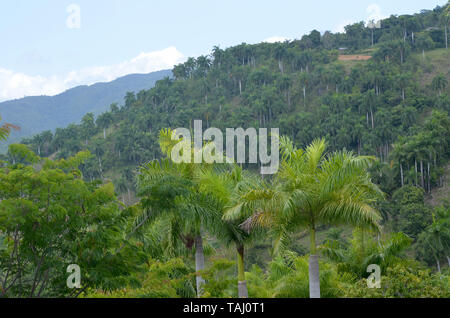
xmin=0 ymin=70 xmax=171 ymax=152
xmin=1 ymin=4 xmax=449 ymax=298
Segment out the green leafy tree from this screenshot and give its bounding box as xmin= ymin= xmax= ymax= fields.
xmin=0 ymin=146 xmax=139 ymax=297
xmin=416 ymin=206 xmax=450 ymax=273
xmin=431 ymin=73 xmax=448 ymax=96
xmin=226 ymin=138 xmax=383 ymax=298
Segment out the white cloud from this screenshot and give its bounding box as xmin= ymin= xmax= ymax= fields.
xmin=333 ymin=20 xmax=353 ymax=33
xmin=366 ymin=4 xmax=387 ymax=24
xmin=0 ymin=46 xmax=184 ymax=102
xmin=333 ymin=4 xmax=388 ymax=34
xmin=263 ymin=36 xmax=291 ymax=43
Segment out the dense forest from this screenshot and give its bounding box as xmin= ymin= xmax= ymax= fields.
xmin=0 ymin=4 xmax=449 ymax=298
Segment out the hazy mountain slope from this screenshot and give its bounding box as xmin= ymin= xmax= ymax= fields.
xmin=0 ymin=69 xmax=172 ymax=151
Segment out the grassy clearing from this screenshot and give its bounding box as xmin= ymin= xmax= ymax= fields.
xmin=416 ymin=48 xmax=450 ymax=89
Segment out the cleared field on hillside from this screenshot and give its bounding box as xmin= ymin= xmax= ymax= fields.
xmin=338 ymin=55 xmax=372 ymax=61
xmin=418 ymin=48 xmax=450 ymax=90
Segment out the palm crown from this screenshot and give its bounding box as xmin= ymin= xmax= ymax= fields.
xmin=225 ymin=137 xmax=384 ymax=297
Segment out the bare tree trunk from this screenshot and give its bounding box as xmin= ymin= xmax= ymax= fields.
xmin=303 ymin=86 xmax=306 ymax=105
xmin=98 ymin=156 xmax=103 ymax=179
xmin=370 ymin=107 xmax=374 ymax=129
xmin=415 ymin=159 xmax=418 ymax=185
xmin=309 ymin=228 xmax=320 ymax=298
xmin=445 ymin=23 xmax=448 ymax=50
xmin=309 ymin=255 xmax=320 ymax=298
xmin=400 ymin=162 xmax=404 ymax=187
xmin=195 ymin=235 xmax=205 ymax=297
xmin=420 ymin=160 xmax=424 ymax=188
xmin=236 ymin=244 xmax=248 ymax=298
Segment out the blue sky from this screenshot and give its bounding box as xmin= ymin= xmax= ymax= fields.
xmin=0 ymin=0 xmax=446 ymax=101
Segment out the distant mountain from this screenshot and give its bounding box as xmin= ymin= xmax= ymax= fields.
xmin=0 ymin=69 xmax=172 ymax=152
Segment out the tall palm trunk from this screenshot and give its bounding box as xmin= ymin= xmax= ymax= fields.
xmin=370 ymin=107 xmax=374 ymax=129
xmin=445 ymin=23 xmax=448 ymax=50
xmin=420 ymin=160 xmax=424 ymax=188
xmin=195 ymin=235 xmax=205 ymax=297
xmin=415 ymin=159 xmax=418 ymax=185
xmin=237 ymin=244 xmax=248 ymax=298
xmin=309 ymin=228 xmax=320 ymax=298
xmin=303 ymin=86 xmax=306 ymax=106
xmin=400 ymin=162 xmax=404 ymax=187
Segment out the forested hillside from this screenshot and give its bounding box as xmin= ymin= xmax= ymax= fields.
xmin=0 ymin=69 xmax=171 ymax=152
xmin=19 ymin=6 xmax=450 ymax=204
xmin=1 ymin=4 xmax=449 ymax=298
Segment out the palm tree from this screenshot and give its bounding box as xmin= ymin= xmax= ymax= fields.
xmin=136 ymin=129 xmax=220 ymax=297
xmin=439 ymin=4 xmax=450 ymax=50
xmin=225 ymin=137 xmax=383 ymax=298
xmin=418 ymin=208 xmax=450 ymax=273
xmin=137 ymin=156 xmax=211 ymax=296
xmin=198 ymin=165 xmax=263 ymax=298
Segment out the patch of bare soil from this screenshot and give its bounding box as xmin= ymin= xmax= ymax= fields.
xmin=338 ymin=55 xmax=372 ymax=61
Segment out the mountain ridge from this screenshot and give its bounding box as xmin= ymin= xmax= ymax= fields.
xmin=0 ymin=69 xmax=172 ymax=151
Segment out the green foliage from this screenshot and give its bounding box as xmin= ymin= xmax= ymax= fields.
xmin=86 ymin=258 xmax=196 ymax=298
xmin=200 ymin=258 xmax=236 ymax=298
xmin=322 ymin=230 xmax=412 ymax=278
xmin=247 ymin=253 xmax=342 ymax=298
xmin=20 ymin=7 xmax=450 ymax=197
xmin=415 ymin=205 xmax=450 ymax=269
xmin=225 ymin=137 xmax=383 ymax=254
xmin=340 ymin=263 xmax=449 ymax=298
xmin=0 ymin=147 xmax=143 ymax=297
xmin=2 ymin=5 xmax=450 ymax=299
xmin=388 ymin=186 xmax=432 ymax=238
